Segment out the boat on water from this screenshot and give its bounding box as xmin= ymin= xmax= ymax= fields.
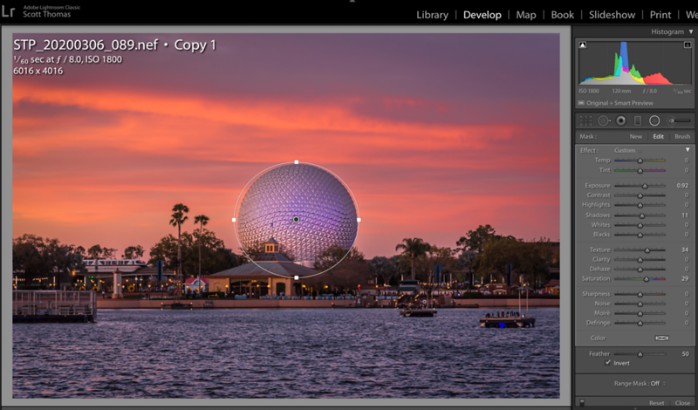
xmin=400 ymin=306 xmax=437 ymax=317
xmin=479 ymin=284 xmax=536 ymax=328
xmin=479 ymin=313 xmax=535 ymax=328
xmin=398 ymin=280 xmax=437 ymax=318
xmin=160 ymin=301 xmax=193 ymax=310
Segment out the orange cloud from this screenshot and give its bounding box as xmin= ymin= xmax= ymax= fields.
xmin=12 ymin=81 xmax=559 ymax=257
xmin=13 ymin=83 xmax=526 ymax=154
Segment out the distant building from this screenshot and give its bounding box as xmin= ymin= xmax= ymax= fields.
xmin=543 ymin=279 xmax=560 ymax=295
xmin=82 ymin=264 xmax=176 ymax=291
xmin=480 ymin=283 xmax=509 ymax=296
xmin=207 ymin=238 xmax=316 ymax=297
xmin=184 ymin=277 xmax=208 ymax=293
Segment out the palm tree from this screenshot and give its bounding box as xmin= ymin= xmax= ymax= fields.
xmin=194 ymin=214 xmax=209 ymax=280
xmin=169 ymin=203 xmax=189 ymax=283
xmin=395 ymin=237 xmax=431 ymax=280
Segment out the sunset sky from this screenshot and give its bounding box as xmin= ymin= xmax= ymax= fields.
xmin=12 ymin=33 xmax=560 ymax=258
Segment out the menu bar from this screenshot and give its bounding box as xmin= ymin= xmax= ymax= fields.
xmin=2 ymin=2 xmax=698 ymax=25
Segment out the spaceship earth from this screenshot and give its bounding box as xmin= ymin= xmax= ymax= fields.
xmin=236 ymin=163 xmax=358 ymax=266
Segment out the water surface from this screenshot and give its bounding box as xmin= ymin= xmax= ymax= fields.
xmin=13 ymin=308 xmax=559 ymax=398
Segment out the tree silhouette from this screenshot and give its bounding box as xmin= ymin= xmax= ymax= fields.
xmin=395 ymin=237 xmax=431 ymax=280
xmin=122 ymin=245 xmax=144 ymax=259
xmin=169 ymin=203 xmax=189 ymax=282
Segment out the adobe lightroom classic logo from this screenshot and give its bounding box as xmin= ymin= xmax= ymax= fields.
xmin=1 ymin=5 xmax=16 ymax=18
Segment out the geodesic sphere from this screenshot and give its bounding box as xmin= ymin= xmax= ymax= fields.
xmin=236 ymin=163 xmax=358 ymax=264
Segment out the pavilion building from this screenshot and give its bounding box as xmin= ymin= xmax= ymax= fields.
xmin=207 ymin=238 xmax=316 ymax=297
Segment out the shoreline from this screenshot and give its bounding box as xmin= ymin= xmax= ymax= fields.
xmin=96 ymin=298 xmax=560 ymax=309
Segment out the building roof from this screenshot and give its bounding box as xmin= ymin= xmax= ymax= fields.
xmin=397 ymin=280 xmax=420 ymax=292
xmin=209 ymin=259 xmax=316 ymax=279
xmin=255 ymin=251 xmax=293 ymax=262
xmin=544 ymin=279 xmax=560 ymax=288
xmin=185 ymin=277 xmax=209 ymax=285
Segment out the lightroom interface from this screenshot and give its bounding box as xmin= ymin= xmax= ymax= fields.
xmin=1 ymin=3 xmax=696 ymax=410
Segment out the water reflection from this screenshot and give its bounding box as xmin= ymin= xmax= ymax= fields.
xmin=14 ymin=308 xmax=559 ymax=398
